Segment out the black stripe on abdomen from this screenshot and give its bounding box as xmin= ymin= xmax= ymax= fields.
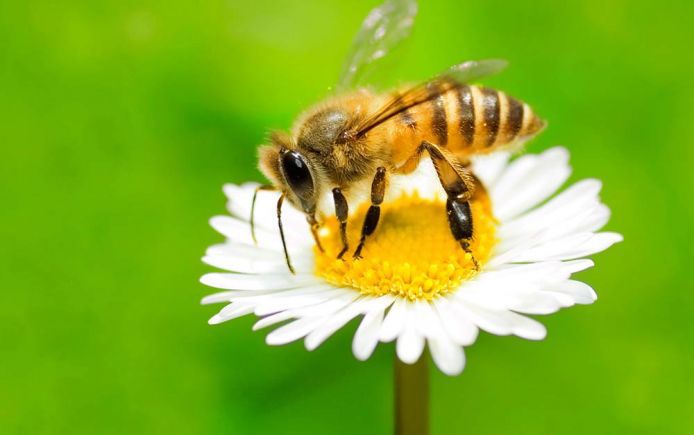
xmin=428 ymin=83 xmax=448 ymax=146
xmin=456 ymin=85 xmax=475 ymax=146
xmin=481 ymin=88 xmax=500 ymax=147
xmin=505 ymin=96 xmax=524 ymax=142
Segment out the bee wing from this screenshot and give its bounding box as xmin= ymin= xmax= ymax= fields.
xmin=336 ymin=0 xmax=418 ymax=92
xmin=445 ymin=59 xmax=508 ymax=84
xmin=353 ymin=59 xmax=508 ymax=135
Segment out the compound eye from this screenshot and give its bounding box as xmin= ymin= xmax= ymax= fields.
xmin=280 ymin=150 xmax=314 ymax=201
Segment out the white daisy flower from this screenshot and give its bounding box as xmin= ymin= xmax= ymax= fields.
xmin=200 ymin=147 xmax=622 ymax=376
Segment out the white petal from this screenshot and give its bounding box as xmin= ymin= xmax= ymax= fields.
xmin=558 ymin=259 xmax=594 ymax=273
xmin=208 ymin=303 xmax=254 ymax=325
xmin=253 ymin=310 xmax=295 ymax=330
xmin=396 ymin=327 xmax=425 ymax=364
xmin=288 ymin=291 xmax=361 ymax=318
xmin=428 ymin=336 xmax=465 ymax=376
xmin=253 ymin=288 xmax=348 ymax=316
xmin=549 ymin=232 xmax=623 ymax=260
xmin=255 ymin=291 xmax=359 ymax=331
xmin=396 ymin=303 xmax=426 ymax=364
xmin=532 ymin=232 xmax=623 ymax=261
xmin=491 ymin=153 xmax=541 ymax=205
xmin=210 ymin=215 xmax=310 ymax=252
xmin=201 ymin=291 xmax=242 ymax=305
xmin=352 ymin=308 xmax=386 ymax=361
xmin=505 ymin=291 xmax=572 ymax=315
xmin=527 ymin=178 xmax=602 ymax=215
xmin=432 ymin=297 xmax=479 ymax=346
xmin=303 ymin=297 xmax=379 ymax=351
xmin=223 ymin=183 xmax=307 ymax=231
xmin=546 ymin=280 xmax=597 ymax=304
xmin=487 ymin=237 xmax=585 ymax=268
xmin=202 ymin=284 xmax=334 ymax=306
xmin=452 ymin=301 xmax=547 ymax=340
xmin=498 ymin=203 xmax=611 ymax=252
xmin=202 ymin=253 xmax=313 ymax=274
xmin=209 ymin=215 xmax=272 ymax=248
xmin=266 ymin=317 xmax=325 ymax=345
xmin=471 ymin=151 xmax=510 ymax=188
xmin=471 ymin=262 xmax=571 ymax=290
xmin=491 ymin=232 xmax=622 ymax=265
xmin=199 ymin=272 xmax=319 ymax=290
xmin=206 ymin=241 xmax=277 ymax=258
xmin=500 ymin=179 xmax=604 ymax=238
xmin=379 ymin=298 xmax=408 ymax=342
xmin=455 ymin=270 xmax=573 ymax=313
xmin=411 ymin=301 xmax=446 ymax=339
xmin=493 ymin=148 xmax=571 ymax=221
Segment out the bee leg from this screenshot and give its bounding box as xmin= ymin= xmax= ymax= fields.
xmin=276 ymin=193 xmax=295 ymax=274
xmin=418 ymin=142 xmax=479 ymax=270
xmin=353 ymin=167 xmax=387 ymax=259
xmin=447 ymin=197 xmax=479 ymax=271
xmin=250 ymin=184 xmax=276 ymax=245
xmin=332 ymin=187 xmax=350 ymax=259
xmin=306 ymin=213 xmax=325 ymax=253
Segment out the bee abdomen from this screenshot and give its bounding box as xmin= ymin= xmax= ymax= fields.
xmin=447 ymin=85 xmax=545 ymax=154
xmin=389 ymin=83 xmax=544 ymax=161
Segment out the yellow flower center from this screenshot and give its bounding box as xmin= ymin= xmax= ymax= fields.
xmin=314 ymin=191 xmax=497 ymax=301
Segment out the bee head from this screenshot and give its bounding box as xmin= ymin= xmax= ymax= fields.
xmin=258 ymin=132 xmax=319 ymax=216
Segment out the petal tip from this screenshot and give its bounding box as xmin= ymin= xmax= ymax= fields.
xmin=610 ymin=232 xmax=625 ymax=243
xmin=208 ymin=315 xmax=223 ymax=325
xmin=265 ymin=335 xmax=281 ymax=346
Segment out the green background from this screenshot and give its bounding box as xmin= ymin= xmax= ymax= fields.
xmin=2 ymin=0 xmax=692 ymax=433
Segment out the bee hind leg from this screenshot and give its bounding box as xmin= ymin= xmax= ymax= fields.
xmin=352 ymin=167 xmax=387 ymax=259
xmin=416 ymin=141 xmax=479 ymax=270
xmin=447 ymin=197 xmax=480 ymax=271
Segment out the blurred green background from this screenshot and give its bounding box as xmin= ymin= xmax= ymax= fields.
xmin=1 ymin=0 xmax=692 ymax=433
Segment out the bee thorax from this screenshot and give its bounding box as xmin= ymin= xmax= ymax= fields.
xmin=297 ymin=108 xmax=349 ymax=153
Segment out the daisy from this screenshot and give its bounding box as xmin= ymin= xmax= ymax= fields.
xmin=200 ymin=147 xmax=622 ymax=376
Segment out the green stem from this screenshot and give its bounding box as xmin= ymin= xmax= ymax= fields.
xmin=394 ymin=352 xmax=429 ymax=435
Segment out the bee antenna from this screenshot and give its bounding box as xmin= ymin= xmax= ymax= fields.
xmin=276 ymin=193 xmax=295 ymax=274
xmin=250 ymin=184 xmax=274 ymax=245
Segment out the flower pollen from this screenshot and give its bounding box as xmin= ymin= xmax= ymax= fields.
xmin=315 ymin=191 xmax=497 ymax=301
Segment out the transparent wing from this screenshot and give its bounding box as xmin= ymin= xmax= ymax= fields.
xmin=445 ymin=59 xmax=508 ymax=84
xmin=337 ymin=0 xmax=418 ymax=91
xmin=352 ymin=59 xmax=508 ymax=135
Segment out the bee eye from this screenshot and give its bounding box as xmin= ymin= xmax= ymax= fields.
xmin=280 ymin=150 xmax=314 ymax=201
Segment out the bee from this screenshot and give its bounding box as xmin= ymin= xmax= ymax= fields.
xmin=252 ymin=0 xmax=545 ymax=273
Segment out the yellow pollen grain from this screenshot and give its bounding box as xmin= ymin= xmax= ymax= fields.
xmin=314 ymin=191 xmax=497 ymax=301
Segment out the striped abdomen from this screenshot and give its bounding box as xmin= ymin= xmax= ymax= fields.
xmin=391 ymin=83 xmax=545 ymax=160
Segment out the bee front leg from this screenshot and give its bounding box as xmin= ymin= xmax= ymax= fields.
xmin=418 ymin=142 xmax=479 ymax=270
xmin=306 ymin=213 xmax=325 ymax=253
xmin=353 ymin=167 xmax=387 ymax=259
xmin=276 ymin=193 xmax=295 ymax=274
xmin=332 ymin=188 xmax=350 ymax=259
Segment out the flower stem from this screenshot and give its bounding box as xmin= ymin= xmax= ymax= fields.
xmin=394 ymin=352 xmax=429 ymax=435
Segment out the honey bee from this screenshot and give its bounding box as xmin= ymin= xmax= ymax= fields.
xmin=252 ymin=0 xmax=545 ymax=273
